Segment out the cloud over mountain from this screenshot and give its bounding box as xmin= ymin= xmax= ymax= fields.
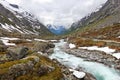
xmin=6 ymin=0 xmax=107 ymax=28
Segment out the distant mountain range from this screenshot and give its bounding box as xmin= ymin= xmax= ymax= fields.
xmin=47 ymin=24 xmax=67 ymax=35
xmin=0 ymin=0 xmax=53 ymax=38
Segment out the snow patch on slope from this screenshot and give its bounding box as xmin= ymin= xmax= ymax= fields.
xmin=79 ymin=46 xmax=116 ymax=54
xmin=0 ymin=37 xmax=19 ymax=46
xmin=0 ymin=0 xmax=39 ymax=24
xmin=79 ymin=46 xmax=120 ymax=59
xmin=0 ymin=23 xmax=24 ymax=33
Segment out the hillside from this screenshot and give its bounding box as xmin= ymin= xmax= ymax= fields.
xmin=69 ymin=0 xmax=120 ymax=33
xmin=0 ymin=0 xmax=53 ymax=38
xmin=0 ymin=0 xmax=120 ymax=80
xmin=66 ymin=0 xmax=120 ymax=54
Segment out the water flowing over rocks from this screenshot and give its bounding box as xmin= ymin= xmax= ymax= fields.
xmin=50 ymin=39 xmax=120 ymax=80
xmin=52 ymin=59 xmax=96 ymax=80
xmin=64 ymin=48 xmax=120 ymax=70
xmin=0 ymin=38 xmax=120 ymax=80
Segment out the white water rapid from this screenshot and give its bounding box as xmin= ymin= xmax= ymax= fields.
xmin=50 ymin=40 xmax=120 ymax=80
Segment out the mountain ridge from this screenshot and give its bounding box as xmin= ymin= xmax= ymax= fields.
xmin=47 ymin=24 xmax=67 ymax=35
xmin=0 ymin=0 xmax=53 ymax=38
xmin=69 ymin=0 xmax=120 ymax=32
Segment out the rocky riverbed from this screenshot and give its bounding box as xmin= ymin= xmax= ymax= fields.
xmin=50 ymin=39 xmax=120 ymax=80
xmin=0 ymin=37 xmax=96 ymax=80
xmin=64 ymin=48 xmax=120 ymax=70
xmin=0 ymin=38 xmax=64 ymax=80
xmin=0 ymin=37 xmax=120 ymax=80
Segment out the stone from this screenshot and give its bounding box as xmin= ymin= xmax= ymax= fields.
xmin=0 ymin=40 xmax=4 ymax=45
xmin=0 ymin=45 xmax=7 ymax=52
xmin=32 ymin=42 xmax=55 ymax=53
xmin=46 ymin=48 xmax=54 ymax=55
xmin=7 ymin=47 xmax=29 ymax=59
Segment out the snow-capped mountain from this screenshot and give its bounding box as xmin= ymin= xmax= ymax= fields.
xmin=0 ymin=0 xmax=53 ymax=37
xmin=47 ymin=24 xmax=66 ymax=35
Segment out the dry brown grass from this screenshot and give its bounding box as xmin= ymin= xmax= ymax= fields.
xmin=69 ymin=37 xmax=106 ymax=47
xmin=109 ymin=46 xmax=120 ymax=51
xmin=79 ymin=23 xmax=120 ymax=42
xmin=9 ymin=39 xmax=30 ymax=44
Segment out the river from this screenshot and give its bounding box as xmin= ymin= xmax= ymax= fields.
xmin=50 ymin=39 xmax=120 ymax=80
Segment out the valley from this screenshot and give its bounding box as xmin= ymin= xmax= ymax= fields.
xmin=0 ymin=0 xmax=120 ymax=80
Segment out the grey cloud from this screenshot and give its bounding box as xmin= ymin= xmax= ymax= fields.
xmin=8 ymin=0 xmax=108 ymax=28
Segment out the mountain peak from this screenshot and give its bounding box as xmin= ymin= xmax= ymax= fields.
xmin=0 ymin=1 xmax=53 ymax=37
xmin=47 ymin=24 xmax=66 ymax=35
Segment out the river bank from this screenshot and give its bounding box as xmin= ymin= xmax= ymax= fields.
xmin=50 ymin=39 xmax=120 ymax=80
xmin=64 ymin=48 xmax=120 ymax=70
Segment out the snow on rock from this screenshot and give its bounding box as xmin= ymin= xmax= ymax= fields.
xmin=26 ymin=39 xmax=32 ymax=42
xmin=73 ymin=71 xmax=86 ymax=79
xmin=117 ymin=36 xmax=120 ymax=38
xmin=69 ymin=43 xmax=76 ymax=49
xmin=0 ymin=23 xmax=24 ymax=33
xmin=0 ymin=37 xmax=19 ymax=40
xmin=0 ymin=0 xmax=23 ymax=13
xmin=1 ymin=24 xmax=12 ymax=32
xmin=34 ymin=39 xmax=48 ymax=42
xmin=49 ymin=40 xmax=58 ymax=42
xmin=34 ymin=39 xmax=58 ymax=43
xmin=79 ymin=46 xmax=116 ymax=54
xmin=37 ymin=51 xmax=43 ymax=55
xmin=1 ymin=39 xmax=16 ymax=46
xmin=0 ymin=0 xmax=38 ymax=23
xmin=0 ymin=37 xmax=19 ymax=46
xmin=78 ymin=46 xmax=120 ymax=59
xmin=69 ymin=69 xmax=86 ymax=79
xmin=112 ymin=53 xmax=120 ymax=59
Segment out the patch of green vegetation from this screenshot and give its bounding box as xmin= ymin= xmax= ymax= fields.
xmin=16 ymin=55 xmax=63 ymax=80
xmin=0 ymin=58 xmax=33 ymax=75
xmin=69 ymin=37 xmax=106 ymax=47
xmin=84 ymin=15 xmax=113 ymax=31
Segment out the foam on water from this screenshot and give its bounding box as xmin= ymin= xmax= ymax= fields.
xmin=50 ymin=40 xmax=120 ymax=80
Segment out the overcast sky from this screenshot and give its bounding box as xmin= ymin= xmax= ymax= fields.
xmin=6 ymin=0 xmax=107 ymax=28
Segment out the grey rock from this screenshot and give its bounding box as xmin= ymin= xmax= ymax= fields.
xmin=47 ymin=48 xmax=54 ymax=55
xmin=32 ymin=42 xmax=55 ymax=53
xmin=7 ymin=47 xmax=29 ymax=60
xmin=65 ymin=48 xmax=120 ymax=70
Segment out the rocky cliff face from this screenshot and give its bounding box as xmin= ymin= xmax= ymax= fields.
xmin=0 ymin=0 xmax=53 ymax=38
xmin=70 ymin=0 xmax=120 ymax=31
